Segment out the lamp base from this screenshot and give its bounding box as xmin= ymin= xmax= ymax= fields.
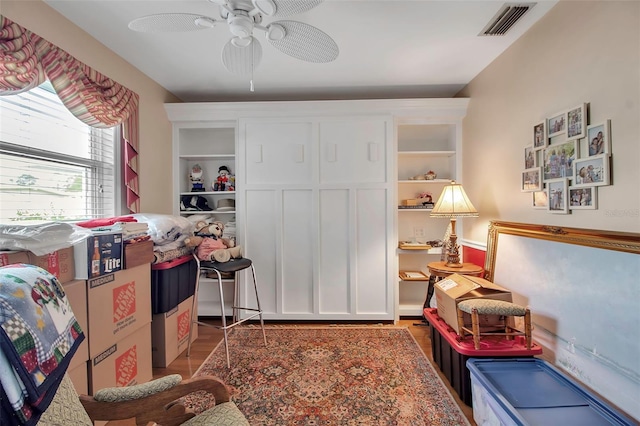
xmin=444 ymin=252 xmax=462 ymax=268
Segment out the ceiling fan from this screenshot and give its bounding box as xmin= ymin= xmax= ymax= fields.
xmin=128 ymin=0 xmax=339 ymax=77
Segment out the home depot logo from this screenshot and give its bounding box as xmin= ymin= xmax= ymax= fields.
xmin=113 ymin=281 xmax=136 ymax=322
xmin=45 ymin=252 xmax=60 ymax=277
xmin=115 ymin=345 xmax=138 ymax=387
xmin=177 ymin=309 xmax=191 ymax=342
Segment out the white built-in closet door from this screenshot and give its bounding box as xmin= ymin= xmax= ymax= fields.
xmin=241 ymin=117 xmax=393 ymax=319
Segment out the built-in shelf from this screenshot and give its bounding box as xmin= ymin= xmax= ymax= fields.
xmin=180 ymin=191 xmax=236 ymax=195
xmin=398 ymin=248 xmax=442 ymax=255
xmin=398 ymin=179 xmax=451 ymax=184
xmin=179 ymin=154 xmax=235 ymax=160
xmin=181 ymin=211 xmax=235 ymax=215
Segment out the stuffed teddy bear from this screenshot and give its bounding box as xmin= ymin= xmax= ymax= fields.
xmin=183 ymin=220 xmax=242 ymax=263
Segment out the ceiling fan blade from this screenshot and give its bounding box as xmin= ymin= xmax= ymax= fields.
xmin=222 ymin=37 xmax=263 ymax=75
xmin=267 ymin=21 xmax=338 ymax=63
xmin=255 ymin=0 xmax=324 ymax=17
xmin=128 ymin=14 xmax=217 ymax=33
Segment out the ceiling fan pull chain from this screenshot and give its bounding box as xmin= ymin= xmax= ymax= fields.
xmin=250 ymin=38 xmax=255 ymax=92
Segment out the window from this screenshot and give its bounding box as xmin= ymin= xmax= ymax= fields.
xmin=0 ymin=81 xmax=121 ymax=225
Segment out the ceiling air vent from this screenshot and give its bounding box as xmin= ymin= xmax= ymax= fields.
xmin=479 ymin=3 xmax=535 ymax=36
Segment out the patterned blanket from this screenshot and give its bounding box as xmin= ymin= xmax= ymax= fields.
xmin=0 ymin=264 xmax=84 ymax=425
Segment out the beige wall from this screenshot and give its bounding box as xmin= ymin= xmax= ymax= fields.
xmin=1 ymin=1 xmax=181 ymax=214
xmin=458 ymin=1 xmax=640 ymax=244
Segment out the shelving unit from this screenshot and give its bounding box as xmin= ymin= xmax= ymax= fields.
xmin=396 ymin=123 xmax=461 ymax=317
xmin=172 ymin=123 xmax=238 ymax=318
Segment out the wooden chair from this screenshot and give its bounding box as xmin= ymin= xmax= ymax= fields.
xmin=456 ymin=298 xmax=532 ymax=350
xmin=39 ymin=373 xmax=249 ymax=426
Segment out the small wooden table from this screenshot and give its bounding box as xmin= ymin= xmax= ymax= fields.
xmin=427 ymin=261 xmax=484 ymax=280
xmin=424 ymin=261 xmax=484 ymax=309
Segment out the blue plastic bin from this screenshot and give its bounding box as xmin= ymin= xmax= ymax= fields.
xmin=466 ymin=358 xmax=635 ymax=426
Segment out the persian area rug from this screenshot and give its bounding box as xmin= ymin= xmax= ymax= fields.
xmin=187 ymin=326 xmax=470 ymax=425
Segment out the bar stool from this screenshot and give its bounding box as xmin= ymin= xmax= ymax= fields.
xmin=187 ymin=254 xmax=267 ymax=368
xmin=456 ymin=299 xmax=532 ymax=350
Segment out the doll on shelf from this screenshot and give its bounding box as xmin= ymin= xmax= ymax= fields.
xmin=213 ymin=165 xmax=235 ymax=191
xmin=190 ymin=164 xmax=205 ymax=192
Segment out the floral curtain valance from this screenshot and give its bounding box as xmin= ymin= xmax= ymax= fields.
xmin=0 ymin=15 xmax=140 ymax=213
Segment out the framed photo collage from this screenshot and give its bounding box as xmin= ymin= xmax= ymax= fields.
xmin=522 ymin=103 xmax=612 ymax=214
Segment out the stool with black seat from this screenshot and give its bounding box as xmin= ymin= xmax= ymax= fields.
xmin=186 ymin=254 xmax=267 ymax=368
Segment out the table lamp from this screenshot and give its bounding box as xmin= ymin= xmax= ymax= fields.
xmin=430 ymin=181 xmax=478 ymax=267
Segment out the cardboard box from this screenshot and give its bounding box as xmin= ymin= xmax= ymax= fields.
xmin=87 ymin=264 xmax=151 ymax=358
xmin=124 ymin=240 xmax=154 ymax=269
xmin=88 ymin=323 xmax=152 ymax=394
xmin=26 ymin=247 xmax=75 ymax=283
xmin=68 ymin=361 xmax=89 ymax=396
xmin=0 ymin=250 xmax=30 ymax=266
xmin=74 ymin=232 xmax=123 ymax=279
xmin=63 ymin=279 xmax=89 ymax=370
xmin=434 ymin=273 xmax=512 ymax=332
xmin=151 ymin=295 xmax=198 ymax=368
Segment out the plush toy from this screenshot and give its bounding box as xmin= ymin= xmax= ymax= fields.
xmin=184 ymin=220 xmax=242 ymax=263
xmin=213 ymin=165 xmax=235 ymax=192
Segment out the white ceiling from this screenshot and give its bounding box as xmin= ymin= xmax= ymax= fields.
xmin=44 ymin=0 xmax=557 ymax=102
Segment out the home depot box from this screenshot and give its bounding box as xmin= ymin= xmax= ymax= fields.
xmin=434 ymin=273 xmax=512 ymax=332
xmin=68 ymin=361 xmax=89 ymax=396
xmin=74 ymin=232 xmax=123 ymax=279
xmin=124 ymin=240 xmax=154 ymax=269
xmin=28 ymin=247 xmax=75 ymax=283
xmin=87 ymin=264 xmax=151 ymax=358
xmin=0 ymin=250 xmax=30 ymax=266
xmin=88 ymin=323 xmax=153 ymax=394
xmin=151 ymin=295 xmax=198 ymax=368
xmin=63 ymin=279 xmax=89 ymax=370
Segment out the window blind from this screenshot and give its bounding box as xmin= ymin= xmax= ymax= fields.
xmin=0 ymin=81 xmax=119 ymax=224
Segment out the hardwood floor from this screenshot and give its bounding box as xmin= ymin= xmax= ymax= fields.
xmin=151 ymin=317 xmax=476 ymax=425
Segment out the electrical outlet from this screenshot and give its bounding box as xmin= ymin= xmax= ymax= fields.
xmin=414 ymin=227 xmax=426 ymax=238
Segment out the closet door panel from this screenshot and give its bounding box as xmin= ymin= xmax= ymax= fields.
xmin=318 ymin=189 xmax=350 ymax=314
xmin=319 ymin=120 xmax=387 ymax=184
xmin=245 ymin=189 xmax=278 ymax=315
xmin=282 ymin=189 xmax=314 ymax=314
xmin=244 ymin=122 xmax=313 ymax=184
xmin=355 ymin=188 xmax=389 ymax=314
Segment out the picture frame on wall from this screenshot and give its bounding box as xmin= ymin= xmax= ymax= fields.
xmin=586 ymin=120 xmax=611 ymax=156
xmin=569 ymin=186 xmax=597 ymax=210
xmin=525 ymin=145 xmax=537 ymax=168
xmin=533 ymin=122 xmax=546 ymax=150
xmin=566 ymin=103 xmax=587 ymax=140
xmin=547 ymin=112 xmax=566 ymax=138
xmin=521 ymin=167 xmax=542 ymax=192
xmin=547 ymin=178 xmax=569 ymax=214
xmin=543 ymin=140 xmax=577 ymax=181
xmin=574 ymin=154 xmax=611 ymax=187
xmin=532 ymin=190 xmax=548 ymax=209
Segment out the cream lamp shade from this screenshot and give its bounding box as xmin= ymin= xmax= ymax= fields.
xmin=430 ymin=181 xmax=478 ymax=267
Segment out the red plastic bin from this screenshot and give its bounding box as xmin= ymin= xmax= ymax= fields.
xmin=151 ymin=254 xmax=197 ymax=314
xmin=424 ymin=307 xmax=543 ymax=406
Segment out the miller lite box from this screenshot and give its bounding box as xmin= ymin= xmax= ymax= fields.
xmin=86 ymin=264 xmax=151 ymax=358
xmin=74 ymin=232 xmax=123 ymax=279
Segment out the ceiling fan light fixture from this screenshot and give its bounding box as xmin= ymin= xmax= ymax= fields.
xmin=228 ymin=12 xmax=254 ymax=38
xmin=266 ymin=23 xmax=286 ymax=41
xmin=252 ymin=0 xmax=277 ymax=16
xmin=231 ymin=36 xmax=253 ymax=48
